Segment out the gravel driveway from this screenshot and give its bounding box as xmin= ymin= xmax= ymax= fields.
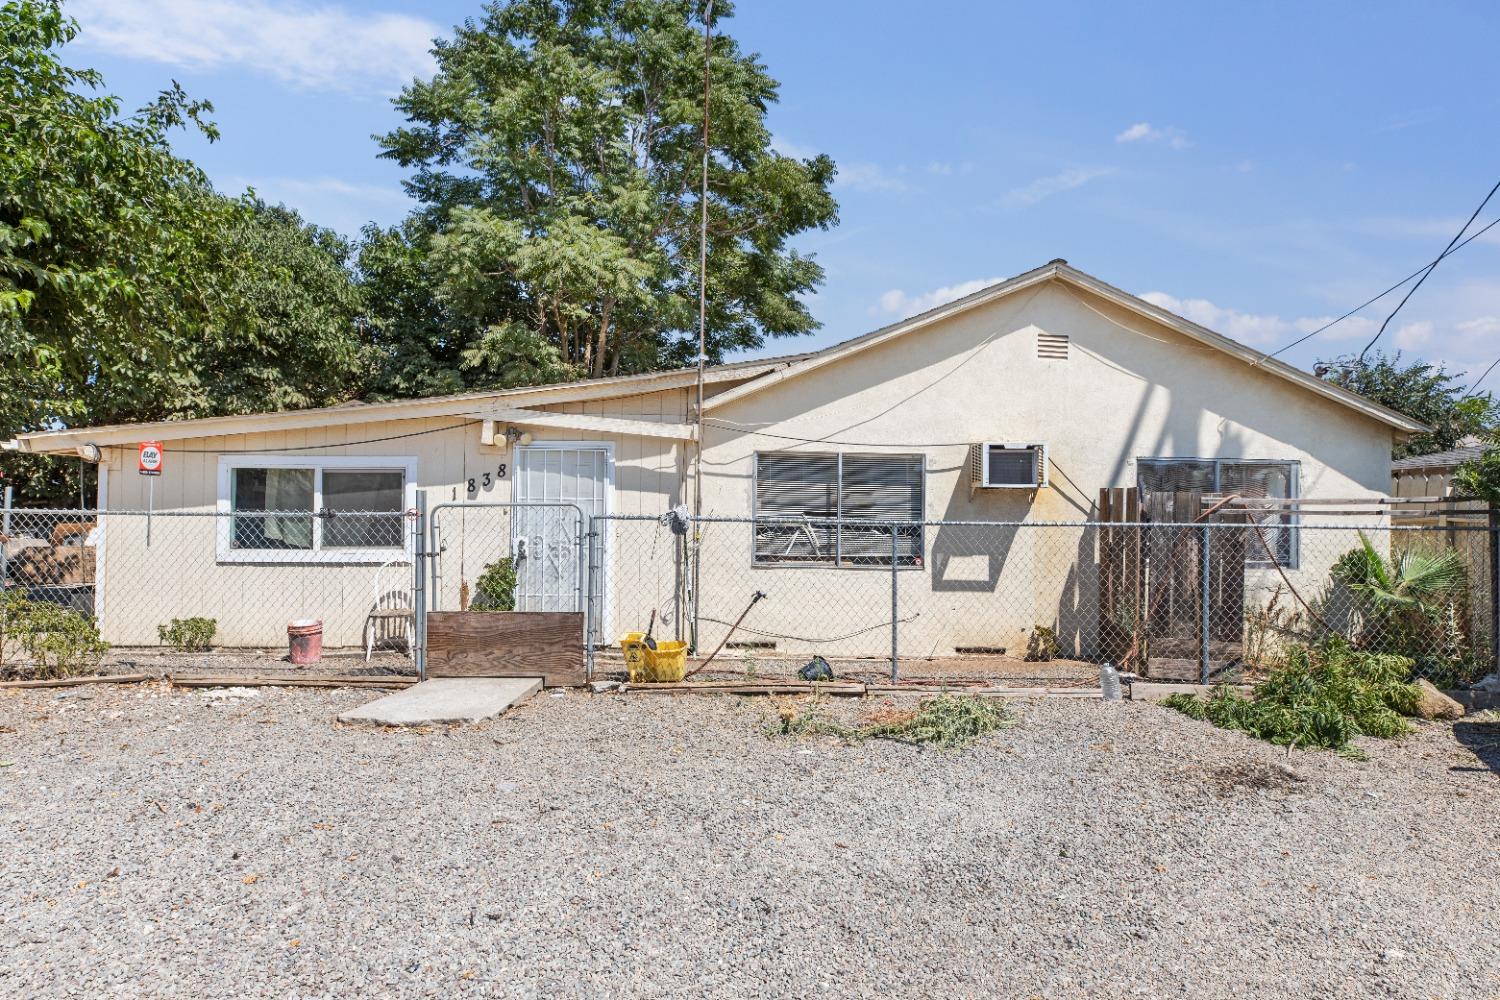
xmin=2 ymin=683 xmax=1497 ymax=999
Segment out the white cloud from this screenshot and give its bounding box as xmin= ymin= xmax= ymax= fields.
xmin=241 ymin=176 xmax=409 ymax=205
xmin=1392 ymin=320 xmax=1435 ymax=351
xmin=1002 ymin=167 xmax=1114 ymax=208
xmin=874 ymin=277 xmax=1008 ymax=318
xmin=836 ymin=162 xmax=910 ymax=193
xmin=1115 ymin=122 xmax=1191 ymax=149
xmin=1349 ymin=215 xmax=1500 ymax=247
xmin=772 ymin=137 xmax=908 ymax=193
xmin=71 ymin=0 xmax=440 ymax=94
xmin=226 ymin=174 xmax=413 ymax=235
xmin=1139 ymin=291 xmax=1377 ymax=348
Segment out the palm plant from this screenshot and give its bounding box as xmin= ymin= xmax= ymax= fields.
xmin=1331 ymin=532 xmax=1472 ymax=678
xmin=1335 ymin=532 xmax=1466 ymax=612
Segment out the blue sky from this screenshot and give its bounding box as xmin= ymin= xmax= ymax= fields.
xmin=68 ymin=0 xmax=1500 ymax=385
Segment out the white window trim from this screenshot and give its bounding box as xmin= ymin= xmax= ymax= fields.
xmin=1135 ymin=457 xmax=1301 ymax=569
xmin=215 ymin=455 xmax=418 ymax=565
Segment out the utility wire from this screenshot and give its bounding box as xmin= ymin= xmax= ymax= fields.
xmin=1357 ymin=178 xmax=1500 ymax=361
xmin=1255 ymin=214 xmax=1500 ymax=366
xmin=97 ymin=420 xmax=481 ymax=454
xmin=1461 ymin=355 xmax=1500 ymax=400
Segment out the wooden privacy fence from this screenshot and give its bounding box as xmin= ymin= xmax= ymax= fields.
xmin=1098 ymin=488 xmax=1500 ymax=683
xmin=1097 ymin=488 xmax=1245 ymax=681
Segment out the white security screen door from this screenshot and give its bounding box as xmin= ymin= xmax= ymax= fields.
xmin=511 ymin=444 xmax=610 ymax=623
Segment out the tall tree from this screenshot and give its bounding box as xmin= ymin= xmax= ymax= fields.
xmin=367 ymin=0 xmax=838 ymax=395
xmin=1317 ymin=351 xmax=1497 ymax=458
xmin=0 ymin=1 xmax=366 ymax=504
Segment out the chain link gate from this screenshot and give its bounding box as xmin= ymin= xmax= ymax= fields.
xmin=420 ymin=501 xmax=593 ymax=680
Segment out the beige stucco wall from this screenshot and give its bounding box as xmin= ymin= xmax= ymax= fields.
xmin=96 ymin=393 xmax=690 ymax=647
xmin=682 ymin=280 xmax=1397 ymax=659
xmin=90 ymin=277 xmax=1400 ymax=659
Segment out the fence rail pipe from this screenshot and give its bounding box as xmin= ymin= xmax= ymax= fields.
xmin=1199 ymin=522 xmax=1211 ymax=684
xmin=890 ymin=525 xmax=899 ymax=683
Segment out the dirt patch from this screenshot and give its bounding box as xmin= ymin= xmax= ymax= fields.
xmin=1188 ymin=759 xmax=1306 ymax=796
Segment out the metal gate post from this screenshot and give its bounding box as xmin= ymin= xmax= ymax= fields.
xmin=579 ymin=512 xmax=594 ymax=681
xmin=890 ymin=525 xmax=899 ymax=683
xmin=412 ymin=491 xmax=428 ymax=681
xmin=1198 ymin=522 xmax=1211 ymax=684
xmin=1489 ymin=506 xmax=1500 ymax=676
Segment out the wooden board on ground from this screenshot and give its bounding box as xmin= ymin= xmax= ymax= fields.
xmin=426 ymin=611 xmax=585 ymax=687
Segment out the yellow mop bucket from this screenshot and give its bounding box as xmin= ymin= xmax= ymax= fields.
xmin=643 ymin=640 xmax=688 ymax=683
xmin=618 ymin=632 xmax=649 ymax=683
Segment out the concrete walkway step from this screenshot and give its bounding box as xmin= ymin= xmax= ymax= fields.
xmin=338 ymin=677 xmax=541 ymax=726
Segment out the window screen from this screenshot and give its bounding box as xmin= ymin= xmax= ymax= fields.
xmin=1136 ymin=458 xmax=1298 ymax=566
xmin=986 ymin=446 xmax=1038 ymax=486
xmin=228 ymin=465 xmax=406 ymax=553
xmin=322 ymin=470 xmax=404 ymax=548
xmin=232 ymin=467 xmax=314 ymax=550
xmin=754 ymin=453 xmax=923 ymax=566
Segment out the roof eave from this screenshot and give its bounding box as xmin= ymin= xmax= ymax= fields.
xmin=11 ymin=360 xmax=795 ymax=455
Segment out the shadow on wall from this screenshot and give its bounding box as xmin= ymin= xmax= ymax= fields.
xmin=929 ymin=489 xmax=1031 ymax=593
xmin=924 ymin=482 xmax=1103 ymax=658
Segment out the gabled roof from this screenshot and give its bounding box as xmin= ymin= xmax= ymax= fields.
xmin=7 ymin=355 xmax=806 ymax=454
xmin=701 ymin=260 xmax=1430 ymax=436
xmin=6 ymin=259 xmax=1430 ymax=455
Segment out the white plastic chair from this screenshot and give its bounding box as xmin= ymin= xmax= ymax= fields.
xmin=364 ymin=557 xmax=414 ymax=662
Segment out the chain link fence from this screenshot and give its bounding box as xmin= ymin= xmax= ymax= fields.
xmin=600 ymin=514 xmax=1499 ymax=688
xmin=4 ymin=502 xmax=1496 ymax=689
xmin=2 ymin=507 xmax=421 ymax=670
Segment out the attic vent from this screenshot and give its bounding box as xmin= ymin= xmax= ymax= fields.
xmin=1037 ymin=332 xmax=1069 ymax=360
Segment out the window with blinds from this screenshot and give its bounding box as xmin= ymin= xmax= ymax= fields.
xmin=754 ymin=452 xmax=924 ymax=567
xmin=1136 ymin=458 xmax=1299 ymax=567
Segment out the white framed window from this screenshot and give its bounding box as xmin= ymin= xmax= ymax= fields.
xmin=215 ymin=455 xmax=418 ymax=564
xmin=1136 ymin=457 xmax=1300 ymax=568
xmin=753 ymin=451 xmax=925 ymax=567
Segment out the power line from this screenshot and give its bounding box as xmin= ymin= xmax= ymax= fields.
xmin=1357 ymin=178 xmax=1500 ymax=360
xmin=1462 ymin=355 xmax=1500 ymax=400
xmin=98 ymin=420 xmax=481 ymax=454
xmin=1255 ymin=214 xmax=1500 ymax=366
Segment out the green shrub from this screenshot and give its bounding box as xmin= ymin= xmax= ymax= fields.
xmin=0 ymin=590 xmax=108 ymax=680
xmin=1329 ymin=533 xmax=1482 ymax=684
xmin=1162 ymin=640 xmax=1419 ymax=752
xmin=471 ymin=556 xmax=517 ymax=612
xmin=157 ymin=617 xmax=217 ymax=652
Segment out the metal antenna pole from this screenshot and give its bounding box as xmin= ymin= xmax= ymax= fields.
xmin=694 ymin=0 xmax=712 ymax=517
xmin=690 ymin=0 xmax=713 ymax=654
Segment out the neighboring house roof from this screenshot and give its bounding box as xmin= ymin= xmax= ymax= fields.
xmin=701 ymin=259 xmax=1431 ymax=435
xmin=6 ymin=259 xmax=1429 ymax=455
xmin=1391 ymin=445 xmax=1486 ymax=472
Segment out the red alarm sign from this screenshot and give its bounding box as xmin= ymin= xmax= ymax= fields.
xmin=138 ymin=441 xmax=164 ymax=476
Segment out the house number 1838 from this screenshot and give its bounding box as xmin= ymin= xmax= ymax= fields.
xmin=466 ymin=463 xmax=508 ymax=495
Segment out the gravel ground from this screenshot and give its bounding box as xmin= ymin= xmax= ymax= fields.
xmin=2 ymin=684 xmax=1498 ymax=999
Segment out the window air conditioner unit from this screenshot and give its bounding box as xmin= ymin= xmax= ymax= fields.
xmin=969 ymin=443 xmax=1048 ymax=489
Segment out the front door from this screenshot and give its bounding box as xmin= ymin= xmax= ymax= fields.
xmin=511 ymin=444 xmax=610 ymax=637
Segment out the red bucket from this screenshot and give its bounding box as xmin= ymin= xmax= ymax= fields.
xmin=287 ymin=619 xmax=323 ymax=665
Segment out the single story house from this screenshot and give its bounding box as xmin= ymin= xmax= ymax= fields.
xmin=6 ymin=260 xmax=1426 ymax=658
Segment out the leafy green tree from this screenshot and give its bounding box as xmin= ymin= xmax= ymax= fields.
xmin=1453 ymin=437 xmax=1500 ymax=506
xmin=365 ymin=0 xmax=838 ymax=396
xmin=1317 ymin=351 xmax=1497 ymax=458
xmin=181 ymin=201 xmax=369 ymax=419
xmin=1 ymin=1 xmax=234 ymax=436
xmin=0 ymin=2 xmax=366 ymax=504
